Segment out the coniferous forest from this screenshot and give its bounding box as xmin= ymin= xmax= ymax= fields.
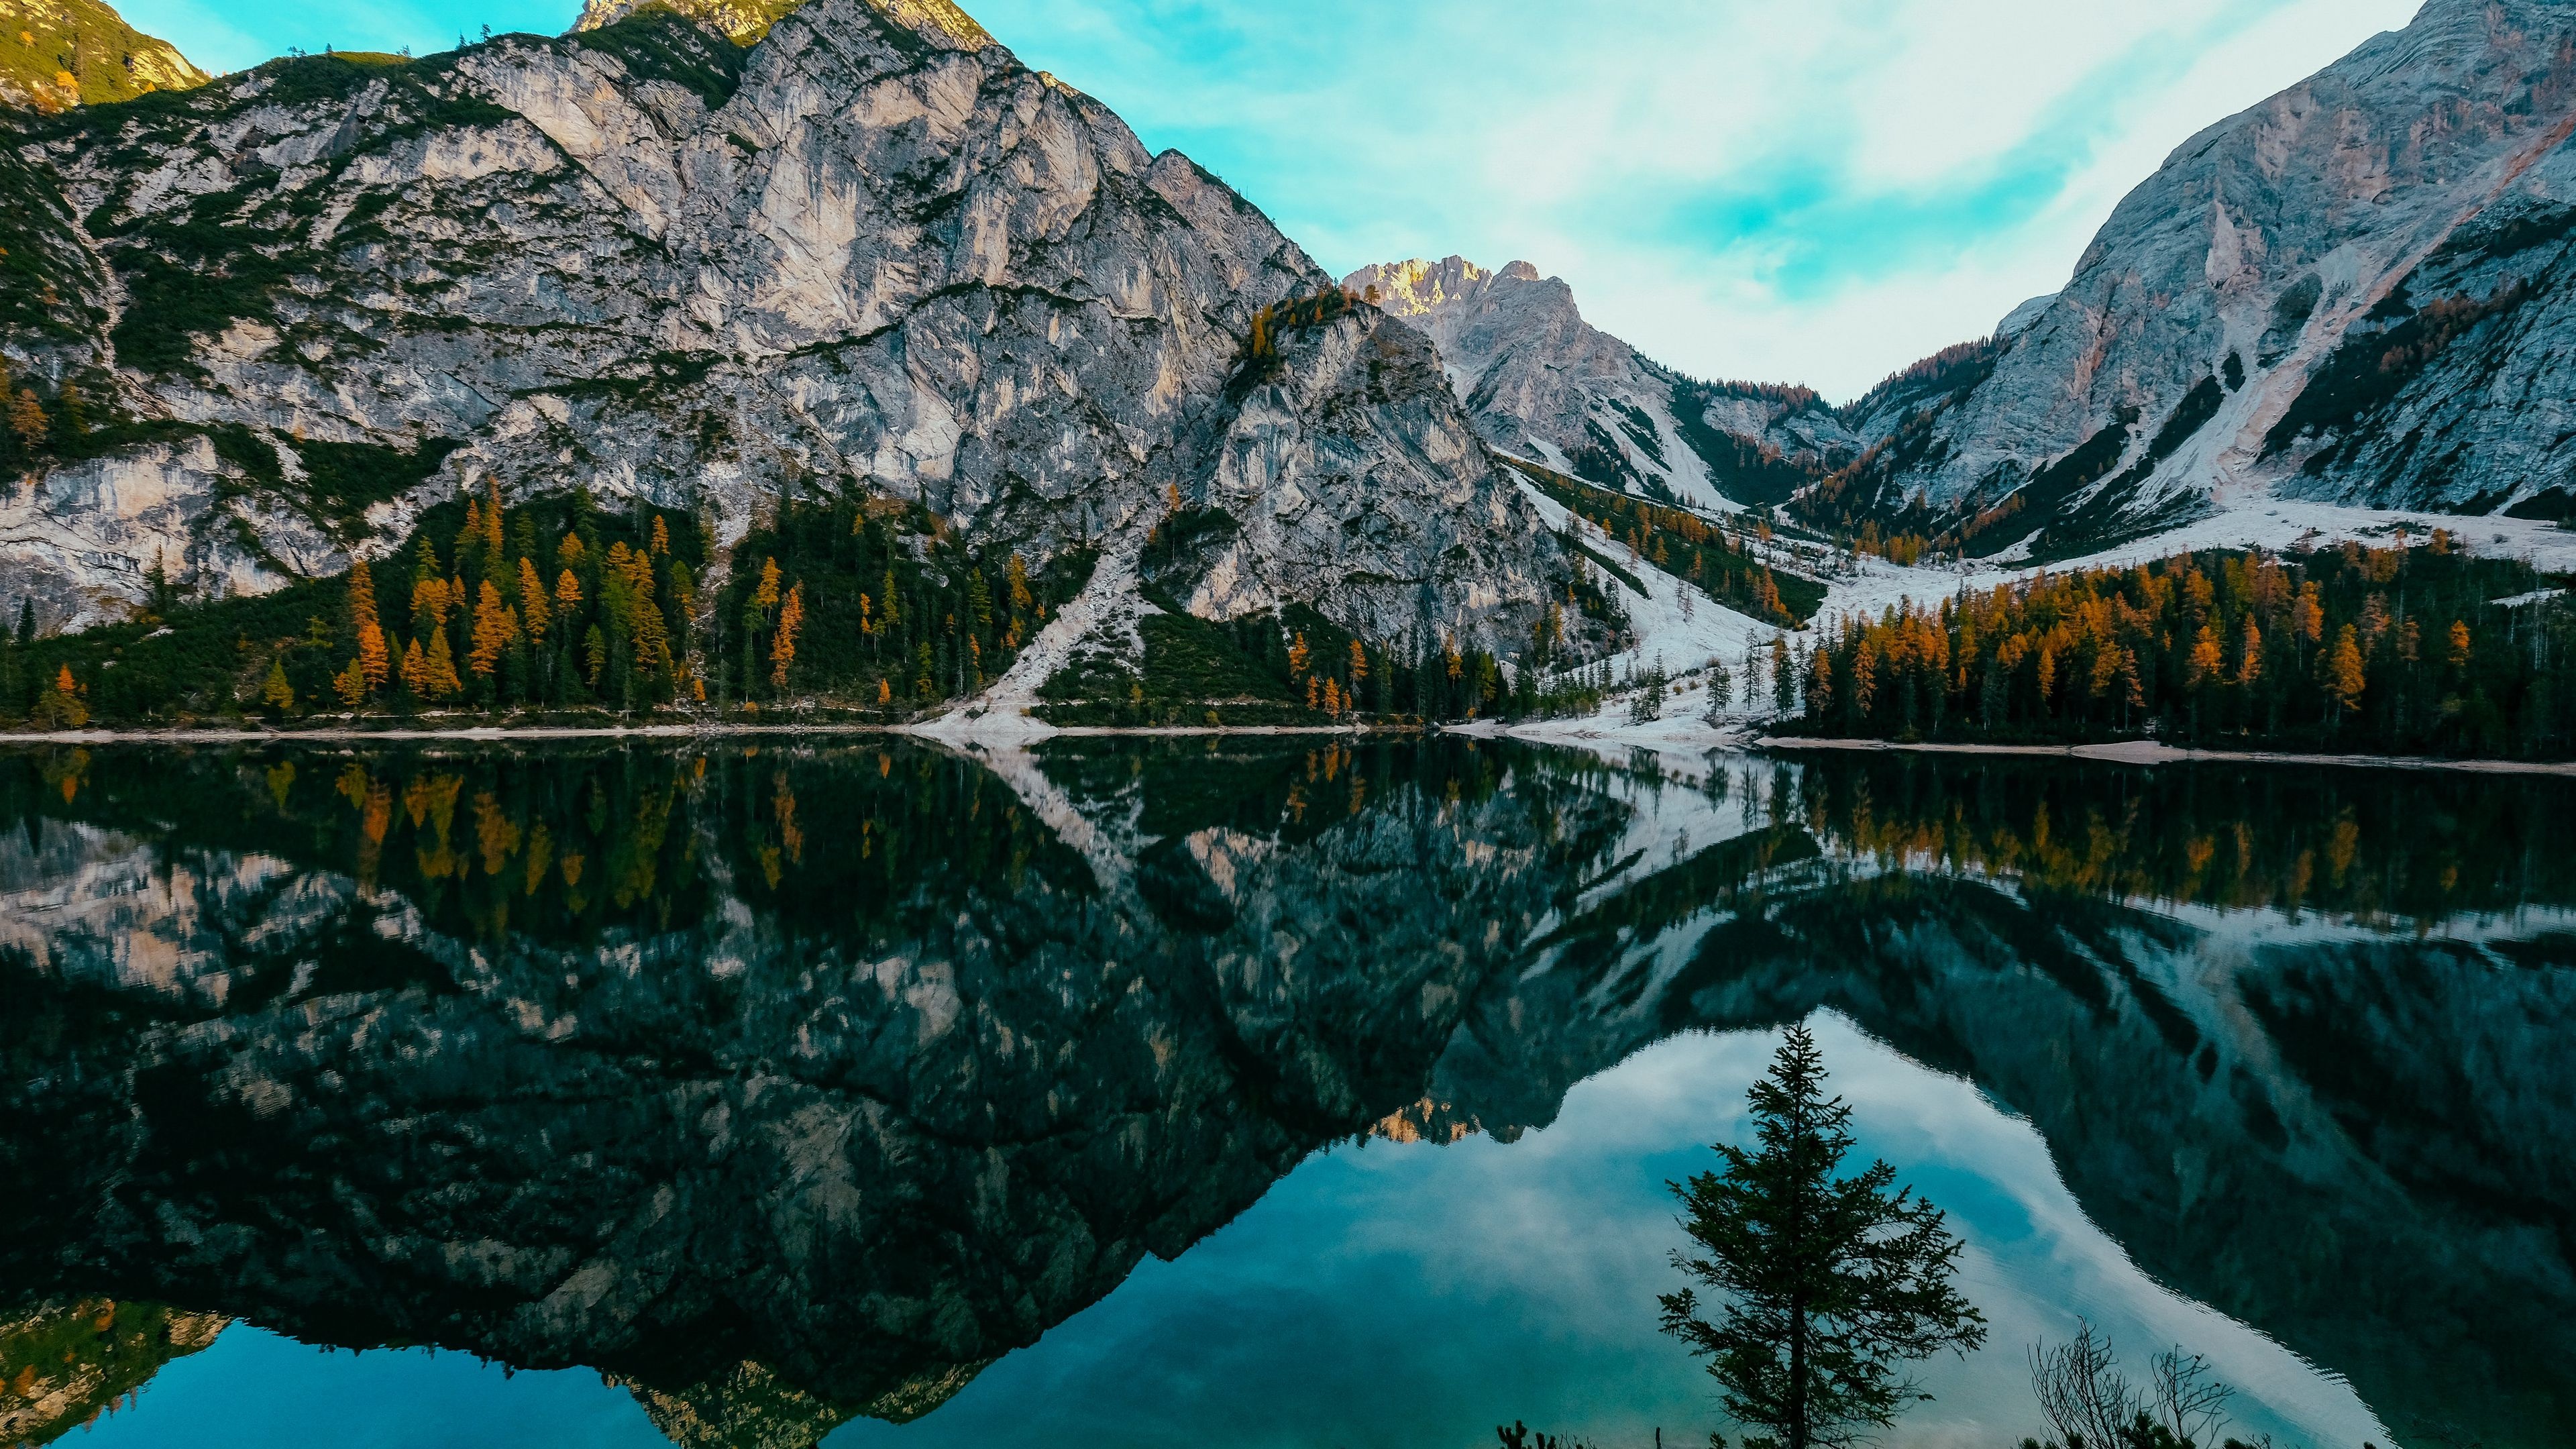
xmin=0 ymin=480 xmax=1598 ymax=729
xmin=1784 ymin=536 xmax=2576 ymax=759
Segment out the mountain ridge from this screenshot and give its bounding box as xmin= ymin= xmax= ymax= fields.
xmin=0 ymin=0 xmax=1571 ymax=680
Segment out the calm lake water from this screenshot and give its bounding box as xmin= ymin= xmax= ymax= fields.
xmin=0 ymin=737 xmax=2569 ymax=1448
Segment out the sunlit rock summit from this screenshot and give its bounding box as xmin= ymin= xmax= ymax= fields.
xmin=1344 ymin=255 xmax=1861 ymax=512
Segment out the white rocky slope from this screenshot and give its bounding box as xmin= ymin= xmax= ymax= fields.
xmin=1840 ymin=0 xmax=2576 ymax=555
xmin=0 ymin=0 xmax=1566 ymax=659
xmin=1343 ymin=256 xmax=1860 ymax=512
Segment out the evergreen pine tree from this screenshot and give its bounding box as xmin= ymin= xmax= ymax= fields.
xmin=1660 ymin=1024 xmax=1986 ymax=1449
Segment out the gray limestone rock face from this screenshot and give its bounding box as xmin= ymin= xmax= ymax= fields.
xmin=1847 ymin=0 xmax=2576 ymax=553
xmin=1 ymin=0 xmax=1566 ymax=659
xmin=1343 ymin=256 xmax=1858 ymax=513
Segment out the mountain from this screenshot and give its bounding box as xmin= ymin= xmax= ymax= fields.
xmin=1344 ymin=256 xmax=1863 ymax=511
xmin=0 ymin=0 xmax=205 ymax=112
xmin=1819 ymin=0 xmax=2576 ymax=557
xmin=0 ymin=0 xmax=1565 ymax=666
xmin=1362 ymin=1 xmax=2576 ymax=566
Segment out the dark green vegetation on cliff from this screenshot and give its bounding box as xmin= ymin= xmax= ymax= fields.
xmin=1782 ymin=537 xmax=2576 ymax=758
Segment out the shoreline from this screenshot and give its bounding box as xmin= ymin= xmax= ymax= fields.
xmin=1750 ymin=734 xmax=2576 ymax=777
xmin=0 ymin=719 xmax=1389 ymax=747
xmin=4 ymin=720 xmax=2571 ymax=775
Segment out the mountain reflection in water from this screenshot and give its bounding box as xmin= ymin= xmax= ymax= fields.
xmin=0 ymin=739 xmax=2568 ymax=1448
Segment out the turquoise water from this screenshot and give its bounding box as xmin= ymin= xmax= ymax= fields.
xmin=2 ymin=740 xmax=2567 ymax=1447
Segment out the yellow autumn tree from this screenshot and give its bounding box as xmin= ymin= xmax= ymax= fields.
xmin=260 ymin=659 xmax=296 ymax=713
xmin=519 ymin=557 xmax=551 ymax=641
xmin=1006 ymin=553 xmax=1034 ymax=612
xmin=347 ymin=557 xmax=389 ymax=696
xmin=2186 ymin=623 xmax=2223 ymax=687
xmin=399 ymin=637 xmax=429 ymax=696
xmin=424 ymin=627 xmax=464 ymax=698
xmin=2292 ymin=582 xmax=2325 ymax=643
xmin=1288 ymin=631 xmax=1310 ymax=677
xmin=33 ymin=664 xmax=89 ymax=729
xmin=412 ymin=573 xmax=450 ymax=635
xmin=480 ymin=478 xmax=506 ymax=561
xmin=770 ymin=582 xmax=805 ymax=688
xmin=7 ymin=388 xmax=44 ymax=449
xmin=469 ymin=580 xmax=518 ymax=678
xmin=2326 ymin=624 xmax=2367 ymax=716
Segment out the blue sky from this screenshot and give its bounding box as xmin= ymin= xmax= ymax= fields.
xmin=119 ymin=0 xmax=2424 ymax=398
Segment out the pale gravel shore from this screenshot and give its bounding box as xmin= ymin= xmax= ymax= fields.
xmin=7 ymin=721 xmax=2566 ymax=775
xmin=0 ymin=718 xmax=1383 ymax=748
xmin=1751 ymin=734 xmax=2576 ymax=777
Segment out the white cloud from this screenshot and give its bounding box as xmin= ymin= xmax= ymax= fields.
xmin=979 ymin=0 xmax=2427 ymax=398
xmin=116 ymin=0 xmax=2429 ymax=398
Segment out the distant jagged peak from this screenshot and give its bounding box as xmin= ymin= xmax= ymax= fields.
xmin=1342 ymin=256 xmax=1551 ymax=317
xmin=0 ymin=0 xmax=208 ymax=111
xmin=572 ymin=0 xmax=991 ymax=50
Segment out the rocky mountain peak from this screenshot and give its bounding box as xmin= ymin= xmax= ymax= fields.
xmin=0 ymin=0 xmax=1565 ymax=672
xmin=1809 ymin=0 xmax=2576 ymax=557
xmin=1342 ymin=255 xmax=1858 ymax=511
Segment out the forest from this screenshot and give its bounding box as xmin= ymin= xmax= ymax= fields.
xmin=1783 ymin=535 xmax=2576 ymax=759
xmin=0 ymin=477 xmax=1625 ymax=729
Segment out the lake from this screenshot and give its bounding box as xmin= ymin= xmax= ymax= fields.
xmin=0 ymin=736 xmax=2568 ymax=1448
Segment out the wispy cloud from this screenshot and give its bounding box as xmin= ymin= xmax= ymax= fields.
xmin=973 ymin=0 xmax=2425 ymax=398
xmin=116 ymin=0 xmax=2425 ymax=398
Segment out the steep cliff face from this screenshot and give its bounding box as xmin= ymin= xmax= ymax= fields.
xmin=1344 ymin=256 xmax=1858 ymax=511
xmin=1843 ymin=0 xmax=2576 ymax=554
xmin=0 ymin=0 xmax=1562 ymax=657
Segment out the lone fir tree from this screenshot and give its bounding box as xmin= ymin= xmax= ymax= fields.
xmin=1660 ymin=1024 xmax=1986 ymax=1449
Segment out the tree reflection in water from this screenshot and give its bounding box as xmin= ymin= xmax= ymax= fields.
xmin=0 ymin=741 xmax=2567 ymax=1448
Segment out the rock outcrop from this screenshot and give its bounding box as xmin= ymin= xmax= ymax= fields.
xmin=0 ymin=0 xmax=1564 ymax=658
